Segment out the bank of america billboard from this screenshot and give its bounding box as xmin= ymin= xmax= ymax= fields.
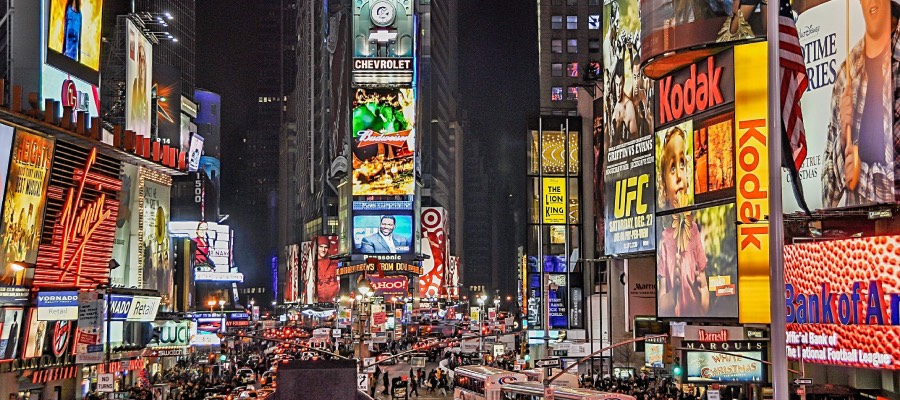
xmin=352 ymin=0 xmax=415 ymax=86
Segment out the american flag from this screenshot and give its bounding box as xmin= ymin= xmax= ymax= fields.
xmin=778 ymin=0 xmax=811 ymax=213
xmin=778 ymin=0 xmax=808 ymax=171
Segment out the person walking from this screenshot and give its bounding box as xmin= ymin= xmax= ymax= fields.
xmin=382 ymin=370 xmax=391 ymax=395
xmin=410 ymin=374 xmax=419 ymax=397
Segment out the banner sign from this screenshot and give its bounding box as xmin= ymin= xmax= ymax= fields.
xmin=0 ymin=286 xmax=29 ymax=306
xmin=420 ymin=207 xmax=446 ymax=297
xmin=285 ymin=244 xmax=299 ymax=303
xmin=370 ymin=276 xmax=409 ymax=296
xmin=685 ymin=350 xmax=765 ymax=383
xmin=37 ymin=291 xmax=80 ymax=321
xmin=337 ymin=261 xmax=422 ymax=276
xmin=785 ymin=236 xmax=900 ymax=370
xmin=108 ymin=295 xmax=161 ymax=321
xmin=352 ymin=0 xmax=415 ymax=86
xmin=601 ymin=0 xmax=658 ymax=255
xmin=542 ymin=178 xmax=567 ymax=224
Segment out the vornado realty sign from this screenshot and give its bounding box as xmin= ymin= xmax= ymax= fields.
xmin=655 ymin=49 xmax=735 ymax=127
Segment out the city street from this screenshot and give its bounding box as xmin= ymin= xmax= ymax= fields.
xmin=369 ymin=361 xmax=452 ymax=400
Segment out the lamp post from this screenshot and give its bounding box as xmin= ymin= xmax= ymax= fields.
xmin=477 ymin=296 xmax=486 ymax=353
xmin=207 ymin=300 xmax=216 ymax=313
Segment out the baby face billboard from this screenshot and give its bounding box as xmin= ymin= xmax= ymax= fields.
xmin=125 ymin=19 xmax=153 ymax=139
xmin=46 ymin=0 xmax=104 ymax=84
xmin=784 ymin=236 xmax=900 ymax=370
xmin=781 ymin=0 xmax=895 ymax=212
xmin=351 ymin=88 xmax=416 ymax=196
xmin=656 ymin=203 xmax=737 ymax=318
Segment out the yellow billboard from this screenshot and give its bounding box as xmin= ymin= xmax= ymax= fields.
xmin=542 ymin=178 xmax=567 ymax=224
xmin=734 ymin=42 xmax=770 ymax=324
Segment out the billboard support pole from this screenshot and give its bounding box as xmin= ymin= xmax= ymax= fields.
xmin=766 ymin=7 xmax=789 ymax=399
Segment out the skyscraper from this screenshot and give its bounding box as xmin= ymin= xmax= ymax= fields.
xmin=538 ymin=0 xmax=602 ymax=115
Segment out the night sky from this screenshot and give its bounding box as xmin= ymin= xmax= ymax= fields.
xmin=196 ymin=0 xmax=539 ymax=283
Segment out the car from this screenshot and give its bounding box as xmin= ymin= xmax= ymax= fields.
xmin=376 ymin=353 xmax=396 ymax=365
xmin=260 ymin=371 xmax=276 ymax=385
xmin=257 ymin=389 xmax=275 ymax=399
xmin=237 ymin=390 xmax=258 ymax=400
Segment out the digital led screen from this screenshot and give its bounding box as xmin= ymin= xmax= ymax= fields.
xmin=351 ymin=88 xmax=416 ymax=197
xmin=46 ymin=0 xmax=104 ymax=84
xmin=353 ymin=214 xmax=413 ymax=255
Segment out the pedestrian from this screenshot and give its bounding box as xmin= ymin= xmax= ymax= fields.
xmin=410 ymin=374 xmax=419 ymax=397
xmin=370 ymin=373 xmax=378 ymax=398
xmin=438 ymin=374 xmax=448 ymax=396
xmin=382 ymin=371 xmax=391 ymax=395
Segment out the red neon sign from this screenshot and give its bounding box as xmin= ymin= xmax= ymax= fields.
xmin=34 ymin=148 xmax=121 ymax=288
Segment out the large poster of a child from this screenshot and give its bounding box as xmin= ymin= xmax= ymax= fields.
xmin=656 ymin=203 xmax=737 ymax=318
xmin=655 ymin=121 xmax=695 ymax=211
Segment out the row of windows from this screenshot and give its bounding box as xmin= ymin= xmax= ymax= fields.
xmin=550 ymin=15 xmax=601 ymax=30
xmin=549 ymin=38 xmax=601 ymax=54
xmin=551 ymin=62 xmax=580 ymax=78
xmin=551 ymin=86 xmax=580 ymax=102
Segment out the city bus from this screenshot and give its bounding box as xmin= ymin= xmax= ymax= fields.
xmin=453 ymin=365 xmax=527 ymax=400
xmin=500 ymin=381 xmax=637 ymax=400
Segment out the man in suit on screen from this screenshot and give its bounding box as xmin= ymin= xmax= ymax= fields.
xmin=360 ymin=215 xmax=409 ymax=254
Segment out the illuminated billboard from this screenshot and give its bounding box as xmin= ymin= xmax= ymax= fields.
xmin=785 ymin=236 xmax=900 ymax=370
xmin=685 ymin=350 xmax=764 ymax=383
xmin=138 ymin=171 xmax=172 ymax=293
xmin=0 ymin=131 xmax=54 ymax=286
xmin=299 ymin=241 xmax=315 ymax=304
xmin=169 ymin=221 xmax=242 ymax=282
xmin=46 ymin=0 xmax=103 ymax=85
xmin=314 ymin=236 xmax=340 ymax=303
xmin=420 ymin=207 xmax=446 ymax=298
xmin=352 ymin=0 xmax=415 ymax=86
xmin=638 ymin=0 xmax=761 ymax=78
xmin=351 ymin=88 xmax=416 ymax=196
xmin=285 ymin=244 xmax=299 ymax=303
xmin=153 ymin=64 xmax=183 ymax=149
xmin=656 ymin=203 xmax=737 ymax=319
xmin=781 ymin=0 xmax=893 ymax=213
xmin=125 ymin=19 xmax=154 ymax=139
xmin=353 ymin=214 xmax=414 ymax=255
xmin=602 ymin=0 xmax=657 ymax=255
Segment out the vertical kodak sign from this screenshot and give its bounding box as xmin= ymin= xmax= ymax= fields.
xmin=542 ymin=178 xmax=567 ymax=224
xmin=734 ymin=42 xmax=770 ymax=324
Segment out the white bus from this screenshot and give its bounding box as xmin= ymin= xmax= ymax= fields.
xmin=453 ymin=365 xmax=527 ymax=400
xmin=500 ymin=381 xmax=637 ymax=400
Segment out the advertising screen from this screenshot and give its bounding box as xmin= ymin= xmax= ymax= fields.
xmin=0 ymin=307 xmax=23 ymax=360
xmin=22 ymin=309 xmax=46 ymax=359
xmin=0 ymin=131 xmax=54 ymax=286
xmin=685 ymin=351 xmax=764 ymax=383
xmin=420 ymin=207 xmax=446 ymax=298
xmin=285 ymin=244 xmax=299 ymax=303
xmin=645 ymin=343 xmax=664 ymax=368
xmin=0 ymin=124 xmax=14 ymax=211
xmin=656 ymin=203 xmax=737 ymax=319
xmin=542 ymin=178 xmax=567 ymax=224
xmin=299 ymin=241 xmax=315 ymax=304
xmin=655 ymin=120 xmax=695 ymax=211
xmin=111 ymin=164 xmax=137 ymax=288
xmin=638 ymin=0 xmax=761 ymax=78
xmin=41 ymin=65 xmax=101 ymax=119
xmin=785 ymin=236 xmax=900 ymax=370
xmin=602 ymin=0 xmax=658 ymax=254
xmin=199 ymin=157 xmax=221 ymax=221
xmin=37 ymin=290 xmax=79 ymax=320
xmin=352 ymin=0 xmax=415 ymax=86
xmin=153 ymin=64 xmax=183 ymax=148
xmin=139 ymin=177 xmax=171 ymax=293
xmin=353 ymin=214 xmax=413 ymax=255
xmin=371 ymin=276 xmax=408 ymax=296
xmin=351 ymin=88 xmax=416 ymax=197
xmin=170 ymin=221 xmax=240 ymax=282
xmin=314 ymin=236 xmax=340 ymax=303
xmin=125 ymin=19 xmax=153 ymax=139
xmin=46 ymin=0 xmax=103 ymax=85
xmin=781 ymin=0 xmax=894 ymax=212
xmin=187 ymin=133 xmax=204 ymax=172
xmin=548 ymin=274 xmax=568 ymax=329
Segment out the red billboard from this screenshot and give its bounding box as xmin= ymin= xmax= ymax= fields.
xmin=34 ymin=147 xmax=122 ymax=289
xmin=315 ymin=236 xmax=339 ymax=303
xmin=419 ymin=208 xmax=447 ymax=298
xmin=370 ymin=276 xmax=409 ymax=297
xmin=785 ymin=236 xmax=900 ymax=370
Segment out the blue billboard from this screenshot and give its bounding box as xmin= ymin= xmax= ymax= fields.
xmin=352 ymin=214 xmax=414 ymax=254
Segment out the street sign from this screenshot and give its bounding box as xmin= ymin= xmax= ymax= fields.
xmin=332 ymin=329 xmax=342 ymax=338
xmin=544 ymin=386 xmax=555 ymax=400
xmin=98 ymin=374 xmax=115 ymax=392
xmin=535 ymin=358 xmax=561 ymax=368
xmin=411 ymin=356 xmax=426 ymax=367
xmin=363 ymin=357 xmax=377 ymax=373
xmin=357 ymin=373 xmax=369 ymax=391
xmin=707 ymin=390 xmax=720 ymax=400
xmin=794 ymin=378 xmax=813 ymax=385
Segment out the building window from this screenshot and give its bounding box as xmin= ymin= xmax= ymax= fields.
xmin=551 ymin=63 xmax=564 ymax=77
xmin=551 ymin=15 xmax=563 ymax=30
xmin=567 ymin=87 xmax=579 ymax=101
xmin=589 ymin=0 xmax=600 ymax=5
xmin=567 ymin=0 xmax=578 ymax=4
xmin=551 ymin=39 xmax=563 ymax=54
xmin=567 ymin=39 xmax=578 ymax=53
xmin=567 ymin=62 xmax=579 ymax=77
xmin=566 ymin=15 xmax=578 ymax=29
xmin=589 ymin=38 xmax=601 ymax=53
xmin=589 ymin=15 xmax=601 ymax=29
xmin=551 ymin=87 xmax=564 ymax=102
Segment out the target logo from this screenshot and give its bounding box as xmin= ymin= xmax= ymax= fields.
xmin=421 ymin=208 xmax=444 ymax=231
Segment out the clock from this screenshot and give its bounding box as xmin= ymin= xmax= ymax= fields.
xmin=370 ymin=1 xmax=396 ymax=27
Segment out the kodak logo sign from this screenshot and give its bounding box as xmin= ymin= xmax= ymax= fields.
xmin=658 ymin=56 xmax=725 ymax=125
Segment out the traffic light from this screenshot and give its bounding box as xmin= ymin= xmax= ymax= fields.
xmin=663 ymin=343 xmax=675 ymax=364
xmin=523 ymin=349 xmax=531 ymax=362
xmin=219 ymin=354 xmax=227 ymax=362
xmin=672 ymin=357 xmax=682 ymax=377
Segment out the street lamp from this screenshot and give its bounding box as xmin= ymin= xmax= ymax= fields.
xmin=218 ymin=299 xmax=226 ymax=312
xmin=207 ymin=300 xmax=216 ymax=313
